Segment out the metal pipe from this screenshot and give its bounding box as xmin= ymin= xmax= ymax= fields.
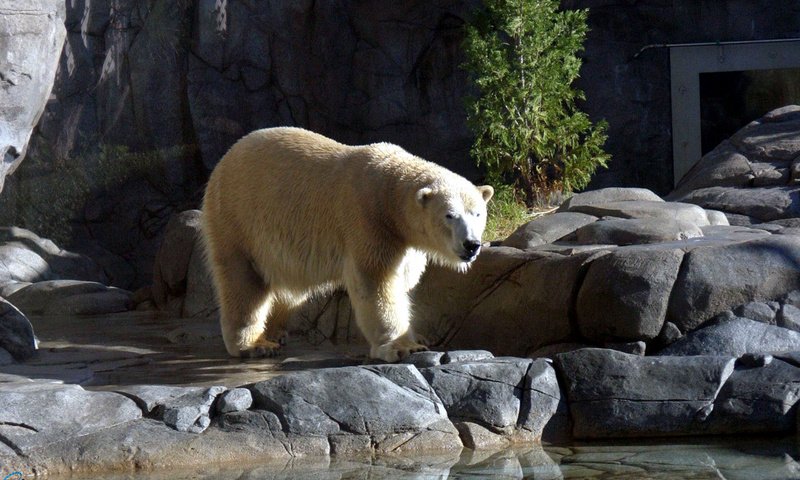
xmin=632 ymin=37 xmax=800 ymax=59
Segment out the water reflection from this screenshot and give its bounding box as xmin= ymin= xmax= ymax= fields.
xmin=85 ymin=436 xmax=800 ymax=479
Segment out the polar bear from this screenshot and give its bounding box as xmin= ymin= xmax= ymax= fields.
xmin=202 ymin=127 xmax=493 ymax=362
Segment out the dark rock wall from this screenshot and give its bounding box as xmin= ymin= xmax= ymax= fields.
xmin=564 ymin=0 xmax=800 ymax=193
xmin=0 ymin=0 xmax=479 ymax=287
xmin=2 ymin=0 xmax=799 ymax=287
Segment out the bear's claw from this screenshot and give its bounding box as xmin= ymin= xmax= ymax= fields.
xmin=239 ymin=338 xmax=282 ymax=359
xmin=371 ymin=337 xmax=428 ymax=363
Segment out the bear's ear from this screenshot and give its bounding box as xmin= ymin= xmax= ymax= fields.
xmin=477 ymin=185 xmax=494 ymax=203
xmin=416 ymin=187 xmax=434 ymax=207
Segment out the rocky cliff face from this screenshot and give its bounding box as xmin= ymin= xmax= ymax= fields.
xmin=3 ymin=0 xmax=799 ymax=287
xmin=0 ymin=0 xmax=479 ymax=287
xmin=0 ymin=0 xmax=65 ymax=192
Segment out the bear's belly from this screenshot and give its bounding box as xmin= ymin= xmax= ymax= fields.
xmin=250 ymin=239 xmax=345 ymax=291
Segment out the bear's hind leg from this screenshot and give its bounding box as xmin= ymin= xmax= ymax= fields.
xmin=210 ymin=250 xmax=281 ymax=358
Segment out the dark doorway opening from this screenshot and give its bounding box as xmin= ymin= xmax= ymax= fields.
xmin=699 ymin=67 xmax=800 ymax=154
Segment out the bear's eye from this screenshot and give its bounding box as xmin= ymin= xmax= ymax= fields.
xmin=445 ymin=213 xmax=454 ymax=220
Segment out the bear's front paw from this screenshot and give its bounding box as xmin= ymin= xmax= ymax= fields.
xmin=371 ymin=337 xmax=428 ymax=363
xmin=239 ymin=338 xmax=282 ymax=359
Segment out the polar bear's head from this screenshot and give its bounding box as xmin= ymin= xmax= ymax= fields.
xmin=415 ymin=181 xmax=494 ymax=271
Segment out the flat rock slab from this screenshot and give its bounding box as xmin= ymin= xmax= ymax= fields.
xmin=558 ymin=187 xmax=664 ymax=211
xmin=0 ymin=227 xmax=106 ymax=285
xmin=7 ymin=280 xmax=132 ymax=316
xmin=0 ymin=382 xmax=141 ymax=453
xmin=554 ymin=348 xmax=735 ymax=439
xmin=659 ymin=317 xmax=800 ymax=356
xmin=673 ymin=186 xmax=800 ymax=222
xmin=575 ymin=218 xmax=703 ymax=245
xmin=562 ymin=200 xmax=711 ymax=227
xmin=502 ymin=212 xmax=598 ymax=249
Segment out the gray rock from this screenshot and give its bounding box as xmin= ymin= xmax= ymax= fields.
xmin=673 ymin=186 xmax=800 ymax=222
xmin=442 ymin=350 xmax=494 ymax=364
xmin=704 ymin=209 xmax=730 ymax=226
xmin=0 ymin=382 xmax=142 ymax=453
xmin=502 ymin=212 xmax=598 ymax=249
xmin=0 ymin=0 xmax=66 ymax=192
xmin=669 ymin=142 xmax=754 ymax=197
xmin=401 ymin=351 xmax=443 ymax=368
xmin=151 ymin=210 xmax=205 ymax=314
xmin=519 ymin=358 xmax=565 ymax=440
xmin=734 ymin=301 xmax=779 ymax=324
xmin=659 ymin=317 xmax=800 ymax=356
xmin=576 ymin=246 xmax=684 ymax=341
xmin=216 ymin=388 xmax=253 ymax=414
xmin=7 ymin=280 xmax=132 ymax=316
xmin=162 ymin=386 xmax=227 ymax=433
xmin=554 ymin=348 xmax=736 ymax=438
xmin=420 ymin=357 xmax=531 ymax=432
xmin=736 ymin=352 xmax=773 ymax=368
xmin=114 ymin=385 xmax=205 ymax=416
xmin=778 ymin=303 xmax=800 ymax=331
xmin=667 ymin=235 xmax=800 ymax=331
xmin=183 ymin=236 xmax=217 ymax=318
xmin=0 ymin=227 xmax=106 ymax=286
xmin=252 ymin=364 xmax=451 ymax=437
xmin=785 ymin=290 xmax=800 ymax=307
xmin=574 ymin=217 xmax=703 ymax=245
xmin=752 ymin=165 xmax=790 ymax=187
xmin=604 ymin=341 xmax=646 ymax=355
xmin=0 ymin=347 xmax=14 ymax=366
xmin=0 ymin=297 xmax=36 ymax=360
xmin=655 ymin=321 xmax=683 ymax=347
xmin=527 ymin=342 xmax=591 ymax=359
xmin=558 ymin=188 xmax=664 ymax=212
xmin=704 ymin=358 xmax=800 ymax=434
xmin=732 ymin=107 xmax=800 ymax=162
xmin=454 ymin=421 xmax=511 ymax=449
xmin=562 ymin=200 xmax=711 ymax=227
xmin=414 ymin=247 xmax=598 ymax=356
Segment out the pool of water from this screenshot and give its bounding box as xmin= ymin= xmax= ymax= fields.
xmin=61 ymin=436 xmax=799 ymax=479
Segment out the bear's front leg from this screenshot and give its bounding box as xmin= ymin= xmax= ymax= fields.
xmin=345 ymin=264 xmax=427 ymax=362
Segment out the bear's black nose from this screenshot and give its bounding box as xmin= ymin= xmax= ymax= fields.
xmin=463 ymin=239 xmax=481 ymax=256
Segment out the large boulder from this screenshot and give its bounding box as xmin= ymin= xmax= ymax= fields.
xmin=667 ymin=235 xmax=800 ymax=331
xmin=150 ymin=210 xmax=216 ymax=318
xmin=414 ymin=247 xmax=597 ymax=356
xmin=251 ymin=364 xmax=460 ymax=451
xmin=670 ymin=106 xmax=800 ymax=223
xmin=0 ymin=297 xmax=36 ymax=360
xmin=0 ymin=0 xmax=66 ymax=192
xmin=554 ymin=348 xmax=736 ymax=438
xmin=576 ymin=246 xmax=684 ymax=342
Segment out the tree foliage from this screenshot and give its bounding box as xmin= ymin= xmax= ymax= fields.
xmin=463 ymin=0 xmax=610 ymax=206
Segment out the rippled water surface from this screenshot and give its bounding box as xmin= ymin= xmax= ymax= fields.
xmin=69 ymin=436 xmax=800 ymax=479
